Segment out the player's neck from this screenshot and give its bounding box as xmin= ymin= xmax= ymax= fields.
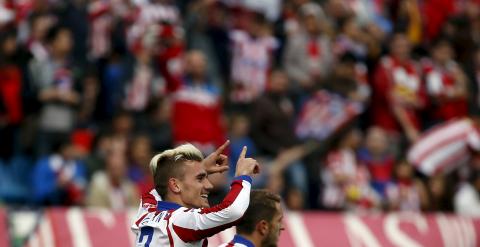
xmin=164 ymin=195 xmax=187 ymax=208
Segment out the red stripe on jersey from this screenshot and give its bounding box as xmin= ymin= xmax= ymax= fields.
xmin=135 ymin=213 xmax=148 ymax=227
xmin=227 ymin=241 xmax=235 ymax=247
xmin=199 ymin=180 xmax=243 ymax=214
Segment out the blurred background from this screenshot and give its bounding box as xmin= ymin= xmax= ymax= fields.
xmin=1 ymin=0 xmax=480 ymax=246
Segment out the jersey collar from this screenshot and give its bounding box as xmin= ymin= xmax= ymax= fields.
xmin=157 ymin=201 xmax=182 ymax=211
xmin=232 ymin=234 xmax=255 ymax=247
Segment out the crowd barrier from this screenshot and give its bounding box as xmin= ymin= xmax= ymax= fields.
xmin=1 ymin=208 xmax=479 ymax=247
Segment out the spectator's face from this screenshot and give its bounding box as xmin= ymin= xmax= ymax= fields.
xmin=1 ymin=35 xmax=17 ymax=56
xmin=32 ymin=15 xmax=53 ymax=41
xmin=178 ymin=161 xmax=213 ymax=208
xmin=262 ymin=202 xmax=284 ymax=247
xmin=344 ymin=129 xmax=362 ymax=149
xmin=365 ymin=127 xmax=388 ymax=155
xmin=343 ymin=19 xmax=359 ymax=39
xmin=429 ymin=176 xmax=446 ymax=198
xmin=113 ymin=114 xmax=133 ymax=136
xmin=396 ymin=162 xmax=413 ymax=180
xmin=106 ymin=152 xmax=127 ymax=182
xmin=131 ymin=137 xmax=152 ymax=166
xmin=303 ymin=15 xmax=319 ymax=35
xmin=61 ymin=143 xmax=78 ymax=160
xmin=390 ymin=34 xmax=411 ymax=61
xmin=269 ymin=71 xmax=289 ymax=93
xmin=185 ymin=51 xmax=207 ymax=78
xmin=230 ymin=115 xmax=250 ymax=138
xmin=334 ymin=62 xmax=355 ymax=78
xmin=432 ymin=43 xmax=453 ymax=64
xmin=52 ymin=29 xmax=73 ymax=55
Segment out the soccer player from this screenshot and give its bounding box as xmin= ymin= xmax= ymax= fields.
xmin=132 ymin=140 xmax=231 ymax=222
xmin=220 ymin=190 xmax=284 ymax=247
xmin=134 ymin=143 xmax=259 ymax=246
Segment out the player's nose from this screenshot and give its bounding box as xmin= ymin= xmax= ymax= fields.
xmin=205 ymin=180 xmax=213 ymax=190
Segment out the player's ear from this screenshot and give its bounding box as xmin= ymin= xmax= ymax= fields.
xmin=168 ymin=178 xmax=181 ymax=193
xmin=257 ymin=220 xmax=269 ymax=236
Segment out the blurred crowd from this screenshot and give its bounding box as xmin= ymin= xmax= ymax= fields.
xmin=1 ymin=0 xmax=480 ymax=216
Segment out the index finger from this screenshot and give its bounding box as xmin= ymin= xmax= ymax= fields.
xmin=239 ymin=146 xmax=247 ymax=159
xmin=215 ymin=140 xmax=230 ymax=155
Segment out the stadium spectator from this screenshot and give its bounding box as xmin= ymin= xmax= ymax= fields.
xmin=128 ymin=135 xmax=154 ymax=196
xmin=422 ymin=38 xmax=468 ymax=126
xmin=220 ymin=190 xmax=284 ymax=247
xmin=385 ymin=160 xmax=429 ymax=211
xmin=284 ymin=3 xmax=332 ymax=95
xmin=29 ymin=24 xmax=80 ymax=156
xmin=371 ymin=32 xmax=425 ymax=144
xmin=334 ymin=16 xmax=368 ymax=62
xmin=230 ymin=12 xmax=278 ymax=106
xmin=250 ymin=70 xmax=308 ymax=208
xmin=87 ymin=150 xmax=139 ymax=209
xmin=358 ymin=126 xmax=395 ymax=198
xmin=321 ymin=127 xmax=379 ymax=211
xmin=168 ymin=50 xmax=226 ymax=154
xmin=0 ymin=27 xmax=24 ymax=160
xmin=133 ymin=144 xmax=258 ymax=246
xmin=454 ymin=169 xmax=480 ymax=216
xmin=32 ymin=140 xmax=86 ymax=206
xmin=427 ymin=174 xmax=453 ymax=211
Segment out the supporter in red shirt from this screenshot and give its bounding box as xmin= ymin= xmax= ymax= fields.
xmin=0 ymin=28 xmax=24 ymax=160
xmin=358 ymin=127 xmax=395 ymax=198
xmin=164 ymin=50 xmax=226 ymax=154
xmin=422 ymin=38 xmax=468 ymax=126
xmin=371 ymin=32 xmax=425 ymax=142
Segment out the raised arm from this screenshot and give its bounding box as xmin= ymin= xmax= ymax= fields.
xmin=171 ymin=147 xmax=259 ymax=242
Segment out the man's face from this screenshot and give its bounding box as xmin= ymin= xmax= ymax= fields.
xmin=178 ymin=161 xmax=213 ymax=208
xmin=262 ymin=203 xmax=284 ymax=247
xmin=391 ymin=34 xmax=411 ymax=61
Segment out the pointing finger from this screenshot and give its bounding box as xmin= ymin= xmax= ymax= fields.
xmin=239 ymin=146 xmax=247 ymax=159
xmin=215 ymin=140 xmax=230 ymax=155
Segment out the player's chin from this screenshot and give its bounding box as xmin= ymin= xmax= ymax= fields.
xmin=200 ymin=199 xmax=210 ymax=208
xmin=202 ymin=199 xmax=210 ymax=208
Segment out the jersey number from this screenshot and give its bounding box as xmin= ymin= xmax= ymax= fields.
xmin=138 ymin=226 xmax=153 ymax=247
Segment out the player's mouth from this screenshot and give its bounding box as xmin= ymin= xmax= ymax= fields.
xmin=201 ymin=194 xmax=209 ymax=199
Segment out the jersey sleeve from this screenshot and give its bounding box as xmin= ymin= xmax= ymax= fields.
xmin=170 ymin=175 xmax=252 ymax=242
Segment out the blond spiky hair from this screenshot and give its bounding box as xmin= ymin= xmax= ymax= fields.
xmin=149 ymin=143 xmax=204 ymax=175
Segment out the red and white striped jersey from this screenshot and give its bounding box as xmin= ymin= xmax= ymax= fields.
xmin=134 ymin=176 xmax=252 ymax=247
xmin=219 ymin=234 xmax=255 ymax=247
xmin=408 ymin=118 xmax=480 ymax=175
